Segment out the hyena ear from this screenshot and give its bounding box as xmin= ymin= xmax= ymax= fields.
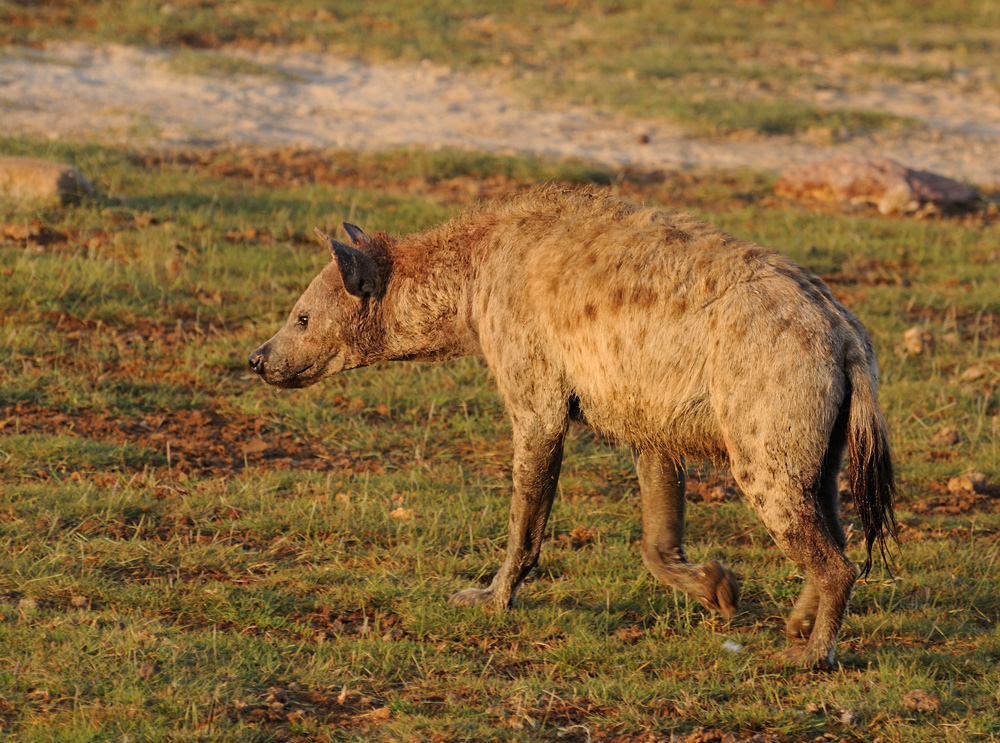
xmin=342 ymin=222 xmax=369 ymax=248
xmin=314 ymin=228 xmax=378 ymax=298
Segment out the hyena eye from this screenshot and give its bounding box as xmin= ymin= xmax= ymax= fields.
xmin=296 ymin=314 xmax=308 ymax=329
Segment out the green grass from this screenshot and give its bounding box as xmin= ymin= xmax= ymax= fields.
xmin=2 ymin=1 xmax=997 ymax=134
xmin=165 ymin=50 xmax=304 ymax=82
xmin=5 ymin=0 xmax=999 ymax=62
xmin=1 ymin=137 xmax=999 ymax=742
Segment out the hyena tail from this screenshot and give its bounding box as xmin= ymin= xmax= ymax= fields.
xmin=845 ymin=353 xmax=898 ymax=579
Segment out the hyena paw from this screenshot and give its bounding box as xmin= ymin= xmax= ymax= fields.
xmin=773 ymin=643 xmax=835 ymax=671
xmin=448 ymin=586 xmax=508 ymax=609
xmin=785 ymin=614 xmax=815 ymax=646
xmin=696 ymin=561 xmax=740 ymax=619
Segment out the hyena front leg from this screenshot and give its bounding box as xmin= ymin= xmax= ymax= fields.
xmin=637 ymin=450 xmax=740 ymax=617
xmin=450 ymin=413 xmax=566 ymax=610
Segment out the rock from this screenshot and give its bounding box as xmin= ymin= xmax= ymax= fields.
xmin=265 ymin=686 xmax=289 ymax=703
xmin=959 ymin=365 xmax=989 ymax=382
xmin=0 ymin=156 xmax=94 ymax=204
xmin=947 ymin=472 xmax=988 ymax=494
xmin=775 ymin=155 xmax=978 ymax=214
xmin=363 ymin=705 xmax=391 ymax=721
xmin=803 ymin=702 xmax=859 ymax=725
xmin=614 ymin=624 xmax=646 ymax=645
xmin=839 ymin=707 xmax=861 ymax=724
xmin=903 ymin=327 xmax=935 ymax=355
xmin=929 ymin=427 xmax=961 ymax=447
xmin=902 ymin=689 xmax=942 ymax=712
xmin=337 ymin=689 xmax=365 ymax=706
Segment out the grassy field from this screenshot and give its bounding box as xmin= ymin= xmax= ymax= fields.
xmin=0 ymin=136 xmax=998 ymax=742
xmin=2 ymin=1 xmax=999 ymax=135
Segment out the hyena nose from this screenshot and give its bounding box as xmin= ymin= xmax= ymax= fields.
xmin=248 ymin=348 xmax=266 ymax=375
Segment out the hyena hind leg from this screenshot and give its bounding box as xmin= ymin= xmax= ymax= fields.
xmin=747 ymin=477 xmax=858 ymax=669
xmin=785 ymin=411 xmax=850 ymax=646
xmin=637 ymin=451 xmax=740 ymax=618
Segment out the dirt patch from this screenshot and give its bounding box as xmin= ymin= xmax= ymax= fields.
xmin=134 ymin=147 xmax=999 ymax=235
xmin=3 ymin=42 xmax=1000 ymax=188
xmin=822 ymin=256 xmax=917 ymax=289
xmin=1 ymin=400 xmax=381 ymax=479
xmin=905 ymin=477 xmax=1000 ymax=516
xmin=228 ymin=685 xmax=391 ymax=741
xmin=29 ymin=309 xmax=240 ymax=350
xmin=902 ymin=304 xmax=1000 ymax=343
xmin=0 ymin=218 xmax=67 ymax=248
xmin=135 ymin=147 xmax=756 ymax=215
xmin=300 ymin=605 xmax=404 ymax=641
xmin=136 ymin=147 xmax=544 ymax=206
xmin=223 ymin=684 xmax=793 ymax=743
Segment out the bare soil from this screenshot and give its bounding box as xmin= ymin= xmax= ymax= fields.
xmin=2 ymin=41 xmax=1000 ymax=187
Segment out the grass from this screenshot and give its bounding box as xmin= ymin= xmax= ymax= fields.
xmin=165 ymin=50 xmax=304 ymax=82
xmin=0 ymin=136 xmax=999 ymax=742
xmin=1 ymin=1 xmax=997 ymax=134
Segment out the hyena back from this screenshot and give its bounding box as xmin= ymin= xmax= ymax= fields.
xmin=249 ymin=186 xmax=896 ymax=668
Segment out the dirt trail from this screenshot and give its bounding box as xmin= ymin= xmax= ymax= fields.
xmin=2 ymin=41 xmax=999 ymax=186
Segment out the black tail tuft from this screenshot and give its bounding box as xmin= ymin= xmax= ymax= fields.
xmin=847 ymin=389 xmax=898 ymax=579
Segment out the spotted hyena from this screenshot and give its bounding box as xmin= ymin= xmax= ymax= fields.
xmin=249 ymin=186 xmax=896 ymax=668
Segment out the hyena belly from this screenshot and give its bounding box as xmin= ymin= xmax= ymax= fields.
xmin=549 ymin=307 xmax=725 ymax=457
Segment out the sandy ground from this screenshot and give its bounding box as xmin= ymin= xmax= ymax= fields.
xmin=2 ymin=41 xmax=999 ymax=187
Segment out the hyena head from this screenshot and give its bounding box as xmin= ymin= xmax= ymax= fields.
xmin=249 ymin=225 xmax=379 ymax=389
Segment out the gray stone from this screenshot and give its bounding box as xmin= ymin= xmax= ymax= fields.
xmin=0 ymin=156 xmax=93 ymax=204
xmin=775 ymin=155 xmax=978 ymax=214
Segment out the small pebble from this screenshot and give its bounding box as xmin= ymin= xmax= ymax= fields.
xmin=903 ymin=327 xmax=935 ymax=356
xmin=903 ymin=688 xmax=942 ymax=712
xmin=839 ymin=707 xmax=860 ymax=724
xmin=137 ymin=662 xmax=161 ymax=680
xmin=929 ymin=427 xmax=961 ymax=447
xmin=721 ymin=640 xmax=743 ymax=654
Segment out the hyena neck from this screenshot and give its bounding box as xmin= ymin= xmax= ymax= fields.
xmin=372 ymin=224 xmax=482 ymax=364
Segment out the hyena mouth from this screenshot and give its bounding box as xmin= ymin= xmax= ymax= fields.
xmin=269 ymin=362 xmax=316 ymax=389
xmin=289 ymin=362 xmax=316 ymax=384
